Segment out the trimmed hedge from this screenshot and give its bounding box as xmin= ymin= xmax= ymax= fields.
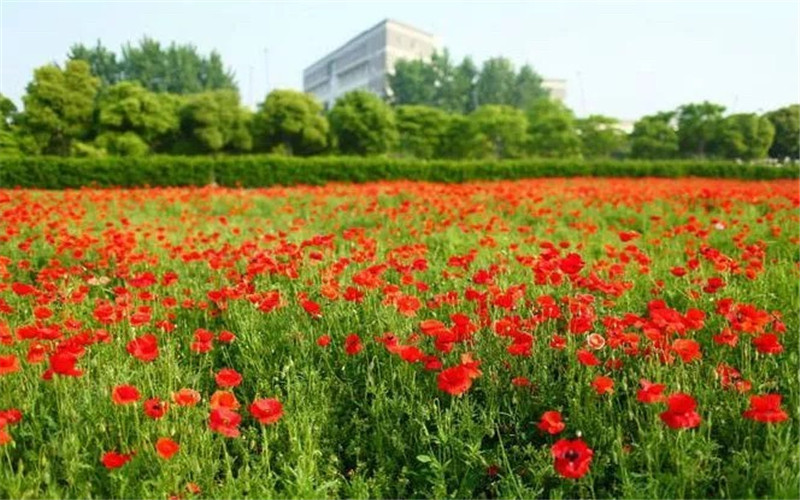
xmin=1 ymin=155 xmax=797 ymax=189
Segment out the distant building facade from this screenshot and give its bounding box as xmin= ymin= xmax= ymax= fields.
xmin=542 ymin=79 xmax=566 ymax=102
xmin=303 ymin=19 xmax=437 ymax=109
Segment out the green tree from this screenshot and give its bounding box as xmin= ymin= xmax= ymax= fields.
xmin=512 ymin=64 xmax=547 ymax=110
xmin=629 ymin=112 xmax=679 ymax=159
xmin=173 ymin=89 xmax=251 ymax=154
xmin=437 ymin=114 xmax=487 ymax=159
xmin=252 ymin=90 xmax=328 ymax=156
xmin=68 ymin=40 xmax=120 ymax=87
xmin=525 ymin=98 xmax=581 ymax=158
xmin=328 ymin=91 xmax=398 ymax=156
xmin=764 ymin=105 xmax=800 ymax=159
xmin=388 ymin=59 xmax=436 ymax=106
xmin=717 ymin=113 xmax=775 ymax=160
xmin=20 ymin=60 xmax=100 ymax=155
xmin=395 ymin=105 xmax=451 ymax=159
xmin=452 ymin=57 xmax=479 ymax=113
xmin=0 ymin=94 xmax=19 ymax=155
xmin=676 ymin=101 xmax=726 ymax=157
xmin=476 ymin=57 xmax=516 ymax=106
xmin=577 ymin=115 xmax=628 ymax=158
xmin=471 ymin=105 xmax=528 ymax=158
xmin=95 ymin=81 xmax=180 ymax=154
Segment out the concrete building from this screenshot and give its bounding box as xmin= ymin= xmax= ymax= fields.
xmin=542 ymin=79 xmax=566 ymax=102
xmin=303 ymin=19 xmax=438 ymax=109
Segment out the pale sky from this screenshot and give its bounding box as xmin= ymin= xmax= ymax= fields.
xmin=1 ymin=0 xmax=798 ymax=120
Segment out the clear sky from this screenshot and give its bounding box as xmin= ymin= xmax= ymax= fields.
xmin=1 ymin=0 xmax=798 ymax=120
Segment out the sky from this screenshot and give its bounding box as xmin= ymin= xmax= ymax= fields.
xmin=1 ymin=0 xmax=798 ymax=120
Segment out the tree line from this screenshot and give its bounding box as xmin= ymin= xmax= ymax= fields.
xmin=0 ymin=39 xmax=797 ymax=160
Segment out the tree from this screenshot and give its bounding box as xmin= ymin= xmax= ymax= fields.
xmin=388 ymin=59 xmax=436 ymax=107
xmin=476 ymin=57 xmax=516 ymax=106
xmin=576 ymin=115 xmax=628 ymax=158
xmin=395 ymin=105 xmax=451 ymax=159
xmin=68 ymin=40 xmax=121 ymax=87
xmin=328 ymin=91 xmax=398 ymax=156
xmin=437 ymin=114 xmax=487 ymax=159
xmin=20 ymin=60 xmax=100 ymax=155
xmin=525 ymin=98 xmax=581 ymax=158
xmin=512 ymin=64 xmax=547 ymax=110
xmin=452 ymin=57 xmax=479 ymax=113
xmin=252 ymin=90 xmax=328 ymax=155
xmin=764 ymin=105 xmax=799 ymax=159
xmin=95 ymin=81 xmax=180 ymax=154
xmin=173 ymin=90 xmax=251 ymax=154
xmin=471 ymin=105 xmax=528 ymax=158
xmin=629 ymin=112 xmax=679 ymax=159
xmin=717 ymin=113 xmax=775 ymax=160
xmin=0 ymin=94 xmax=19 ymax=155
xmin=676 ymin=101 xmax=726 ymax=157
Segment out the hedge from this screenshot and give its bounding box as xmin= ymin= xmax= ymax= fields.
xmin=0 ymin=155 xmax=797 ymax=189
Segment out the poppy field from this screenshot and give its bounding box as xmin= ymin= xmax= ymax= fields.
xmin=0 ymin=177 xmax=798 ymax=499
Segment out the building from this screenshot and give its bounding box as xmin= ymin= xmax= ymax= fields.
xmin=303 ymin=19 xmax=438 ymax=109
xmin=542 ymin=79 xmax=566 ymax=102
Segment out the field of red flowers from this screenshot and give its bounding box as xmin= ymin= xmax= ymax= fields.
xmin=0 ymin=177 xmax=798 ymax=499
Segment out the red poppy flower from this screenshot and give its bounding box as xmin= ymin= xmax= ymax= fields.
xmin=752 ymin=333 xmax=783 ymax=354
xmin=172 ymin=388 xmax=201 ymax=407
xmin=742 ymin=394 xmax=789 ymax=423
xmin=437 ymin=365 xmax=473 ymax=396
xmin=395 ymin=295 xmax=422 ymax=316
xmin=218 ymin=330 xmax=236 ymax=343
xmin=155 ymin=437 xmax=180 ymax=459
xmin=344 ymin=334 xmax=363 ymax=355
xmin=537 ymin=411 xmax=565 ymax=435
xmin=660 ymin=393 xmax=702 ymax=429
xmin=210 ymin=390 xmax=240 ymax=410
xmin=101 ymin=451 xmax=134 ymax=469
xmin=636 ymin=379 xmax=666 ymax=404
xmin=144 ymin=398 xmax=169 ymax=419
xmin=576 ymin=349 xmax=600 ymax=367
xmin=551 ymin=438 xmax=593 ymax=479
xmin=511 ymin=376 xmax=531 ymax=387
xmin=316 ymin=335 xmax=331 ymax=347
xmin=209 ymin=407 xmax=241 ymax=437
xmin=559 ymin=253 xmax=585 ymax=275
xmin=671 ymin=338 xmax=702 ymax=363
xmin=591 ymin=375 xmax=614 ymax=395
xmin=0 ymin=355 xmax=20 ymax=375
xmin=550 ymin=335 xmax=567 ymax=350
xmin=0 ymin=428 xmax=11 ymax=446
xmin=47 ymin=350 xmax=83 ymax=378
xmin=249 ymin=398 xmax=284 ymax=425
xmin=126 ymin=334 xmax=159 ymax=362
xmin=215 ymin=368 xmax=243 ymax=388
xmin=111 ymin=384 xmax=141 ymax=405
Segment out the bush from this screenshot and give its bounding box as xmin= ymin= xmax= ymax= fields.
xmin=0 ymin=155 xmax=796 ymax=189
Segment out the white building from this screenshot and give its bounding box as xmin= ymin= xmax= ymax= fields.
xmin=303 ymin=19 xmax=438 ymax=109
xmin=542 ymin=79 xmax=566 ymax=102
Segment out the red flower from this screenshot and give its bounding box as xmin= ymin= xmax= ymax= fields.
xmin=537 ymin=411 xmax=565 ymax=435
xmin=712 ymin=328 xmax=738 ymax=347
xmin=511 ymin=376 xmax=531 ymax=387
xmin=155 ymin=437 xmax=180 ymax=459
xmin=437 ymin=365 xmax=473 ymax=396
xmin=144 ymin=398 xmax=169 ymax=419
xmin=591 ymin=375 xmax=614 ymax=395
xmin=101 ymin=451 xmax=134 ymax=469
xmin=559 ymin=253 xmax=585 ymax=275
xmin=126 ymin=334 xmax=159 ymax=362
xmin=301 ymin=299 xmax=321 ymax=318
xmin=209 ymin=407 xmax=241 ymax=437
xmin=636 ymin=379 xmax=666 ymax=404
xmin=47 ymin=350 xmax=83 ymax=377
xmin=215 ymin=368 xmax=243 ymax=388
xmin=551 ymin=438 xmax=593 ymax=479
xmin=344 ymin=334 xmax=363 ymax=355
xmin=0 ymin=354 xmax=20 ymax=375
xmin=395 ymin=295 xmax=422 ymax=316
xmin=172 ymin=388 xmax=201 ymax=407
xmin=660 ymin=393 xmax=702 ymax=429
xmin=586 ymin=333 xmax=605 ymax=350
xmin=576 ymin=349 xmax=599 ymax=367
xmin=742 ymin=394 xmax=789 ymax=424
xmin=210 ymin=390 xmax=240 ymax=410
xmin=550 ymin=335 xmax=567 ymax=350
xmin=249 ymin=398 xmax=284 ymax=425
xmin=752 ymin=333 xmax=783 ymax=354
xmin=111 ymin=384 xmax=141 ymax=405
xmin=316 ymin=335 xmax=331 ymax=347
xmin=671 ymin=339 xmax=702 ymax=363
xmin=218 ymin=330 xmax=236 ymax=343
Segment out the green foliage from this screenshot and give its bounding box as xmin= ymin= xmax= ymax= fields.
xmin=95 ymin=131 xmax=150 ymax=156
xmin=388 ymin=59 xmax=437 ymax=107
xmin=676 ymin=101 xmax=726 ymax=158
xmin=577 ymin=115 xmax=628 ymax=158
xmin=252 ymin=90 xmax=329 ymax=156
xmin=525 ymin=98 xmax=582 ymax=158
xmin=96 ymin=81 xmax=180 ymax=152
xmin=436 ymin=115 xmax=487 ymax=159
xmin=470 ymin=105 xmax=528 ymax=159
xmin=630 ymin=112 xmax=679 ymax=159
xmin=476 ymin=57 xmax=517 ymax=106
xmin=173 ymin=90 xmax=252 ymax=154
xmin=328 ymin=91 xmax=398 ymax=156
xmin=70 ymin=37 xmax=237 ymax=94
xmin=764 ymin=105 xmax=800 ymax=159
xmin=1 ymin=156 xmax=795 ymax=190
xmin=395 ymin=105 xmax=452 ymax=159
xmin=20 ymin=60 xmax=100 ymax=156
xmin=0 ymin=93 xmax=17 ymax=129
xmin=717 ymin=113 xmax=775 ymax=160
xmin=512 ymin=64 xmax=548 ymax=109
